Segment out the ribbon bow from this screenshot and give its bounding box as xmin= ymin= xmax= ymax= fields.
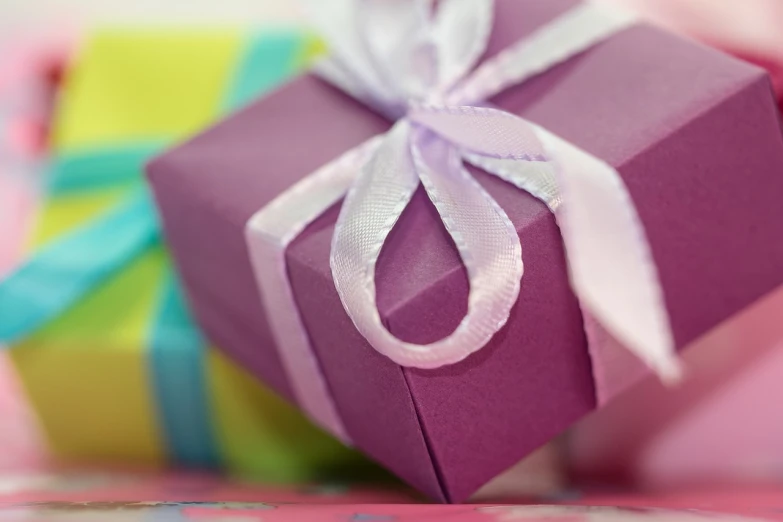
xmin=248 ymin=0 xmax=682 ymax=442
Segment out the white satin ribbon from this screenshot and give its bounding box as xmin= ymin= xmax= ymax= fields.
xmin=246 ymin=0 xmax=682 ymax=441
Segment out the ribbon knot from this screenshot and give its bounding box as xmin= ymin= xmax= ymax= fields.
xmin=303 ymin=0 xmax=496 ymax=116
xmin=247 ymin=0 xmax=683 ymax=441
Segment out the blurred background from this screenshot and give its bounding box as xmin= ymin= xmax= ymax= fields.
xmin=0 ymin=0 xmax=782 ymax=518
xmin=1 ymin=0 xmax=299 ymax=31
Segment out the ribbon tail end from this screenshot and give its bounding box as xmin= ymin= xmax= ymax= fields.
xmin=653 ymin=352 xmax=685 ymax=387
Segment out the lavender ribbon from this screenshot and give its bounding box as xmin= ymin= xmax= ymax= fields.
xmin=246 ymin=0 xmax=682 ymax=442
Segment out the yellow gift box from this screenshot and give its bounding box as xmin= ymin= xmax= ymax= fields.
xmin=4 ymin=28 xmax=367 ymax=482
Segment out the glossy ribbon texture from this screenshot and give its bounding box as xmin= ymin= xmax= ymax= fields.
xmin=247 ymin=0 xmax=683 ymax=441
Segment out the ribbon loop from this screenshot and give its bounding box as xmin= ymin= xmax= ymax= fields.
xmin=329 ymin=123 xmax=523 ymax=369
xmin=329 ymin=123 xmax=422 ymax=362
xmin=300 ymin=0 xmax=400 ymax=107
xmin=249 ymin=0 xmax=681 ymax=437
xmin=431 ymin=0 xmax=495 ymax=94
xmin=357 ymin=0 xmax=434 ymax=100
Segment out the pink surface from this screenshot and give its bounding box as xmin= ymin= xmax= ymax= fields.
xmin=570 ymin=285 xmax=783 ymax=488
xmin=0 ymin=472 xmax=780 ymax=520
xmin=576 ymin=485 xmax=783 ymax=521
xmin=0 ymin=473 xmax=416 ymax=505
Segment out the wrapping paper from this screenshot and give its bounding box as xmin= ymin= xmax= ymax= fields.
xmin=5 ymin=28 xmax=367 ymax=481
xmin=149 ymin=0 xmax=783 ymax=503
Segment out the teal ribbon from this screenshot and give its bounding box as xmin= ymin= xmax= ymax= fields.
xmin=48 ymin=143 xmax=164 ymax=196
xmin=0 ymin=151 xmax=222 ymax=468
xmin=0 ymin=30 xmax=306 ymax=469
xmin=151 ymin=267 xmax=221 ymax=468
xmin=0 ymin=188 xmax=159 ymax=343
xmin=223 ymin=30 xmax=307 ymax=111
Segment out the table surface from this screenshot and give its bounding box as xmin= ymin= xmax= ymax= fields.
xmin=0 ymin=471 xmax=782 ymax=521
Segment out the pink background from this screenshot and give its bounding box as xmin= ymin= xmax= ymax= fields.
xmin=0 ymin=41 xmax=57 ymax=475
xmin=601 ymin=0 xmax=783 ymax=105
xmin=570 ymin=286 xmax=783 ymax=488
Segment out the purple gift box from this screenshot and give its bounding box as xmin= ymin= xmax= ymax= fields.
xmin=148 ymin=0 xmax=783 ymax=503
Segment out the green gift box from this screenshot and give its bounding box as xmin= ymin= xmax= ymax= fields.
xmin=2 ymin=28 xmax=368 ymax=481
